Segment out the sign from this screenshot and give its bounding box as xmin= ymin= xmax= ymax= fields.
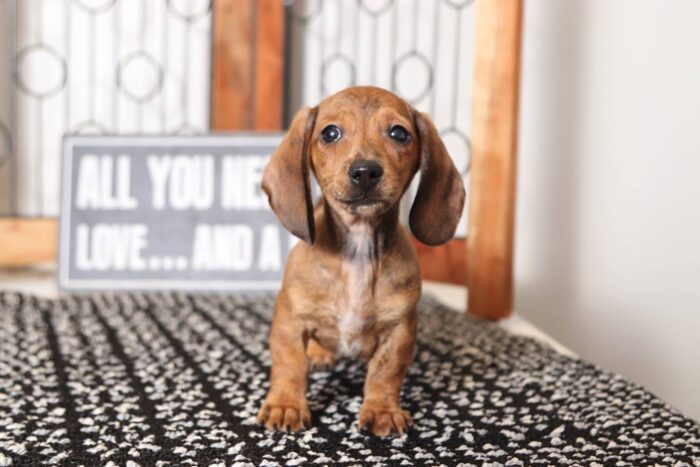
xmin=59 ymin=135 xmax=295 ymax=291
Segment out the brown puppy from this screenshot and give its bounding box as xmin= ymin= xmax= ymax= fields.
xmin=257 ymin=86 xmax=465 ymax=436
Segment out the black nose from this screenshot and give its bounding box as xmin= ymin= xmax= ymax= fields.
xmin=348 ymin=160 xmax=383 ymax=190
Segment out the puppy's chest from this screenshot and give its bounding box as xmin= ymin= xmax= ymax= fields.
xmin=334 ymin=227 xmax=379 ymax=357
xmin=334 ymin=259 xmax=375 ymax=357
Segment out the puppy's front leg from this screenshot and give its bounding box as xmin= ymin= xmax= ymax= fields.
xmin=257 ymin=301 xmax=310 ymax=432
xmin=359 ymin=312 xmax=417 ymax=436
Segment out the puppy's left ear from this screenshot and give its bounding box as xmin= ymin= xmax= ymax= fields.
xmin=409 ymin=112 xmax=466 ymax=246
xmin=262 ymin=106 xmax=318 ymax=244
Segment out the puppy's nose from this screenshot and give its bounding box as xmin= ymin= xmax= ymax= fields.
xmin=348 ymin=160 xmax=383 ymax=190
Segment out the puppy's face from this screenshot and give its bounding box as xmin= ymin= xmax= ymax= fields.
xmin=310 ymin=88 xmax=419 ymax=218
xmin=263 ymin=86 xmax=465 ymax=246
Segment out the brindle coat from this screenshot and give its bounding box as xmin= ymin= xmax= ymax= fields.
xmin=257 ymin=86 xmax=465 ymax=436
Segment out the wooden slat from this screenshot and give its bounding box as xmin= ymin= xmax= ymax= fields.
xmin=211 ymin=0 xmax=285 ymax=131
xmin=412 ymin=238 xmax=467 ymax=286
xmin=211 ymin=0 xmax=255 ymax=130
xmin=253 ymin=0 xmax=285 ymax=130
xmin=0 ymin=218 xmax=57 ymax=266
xmin=467 ymin=0 xmax=523 ymax=320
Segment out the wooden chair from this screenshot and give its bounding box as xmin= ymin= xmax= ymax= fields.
xmin=0 ymin=0 xmax=522 ymax=321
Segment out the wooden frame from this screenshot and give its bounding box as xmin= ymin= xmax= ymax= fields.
xmin=211 ymin=0 xmax=284 ymax=131
xmin=467 ymin=0 xmax=523 ymax=319
xmin=0 ymin=219 xmax=57 ymax=267
xmin=0 ymin=0 xmax=522 ymax=322
xmin=413 ymin=239 xmax=467 ymax=287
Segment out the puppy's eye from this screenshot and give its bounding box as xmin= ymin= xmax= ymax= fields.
xmin=321 ymin=125 xmax=342 ymax=143
xmin=389 ymin=125 xmax=409 ymax=143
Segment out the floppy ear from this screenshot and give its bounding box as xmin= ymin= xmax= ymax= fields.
xmin=409 ymin=112 xmax=466 ymax=246
xmin=262 ymin=106 xmax=318 ymax=244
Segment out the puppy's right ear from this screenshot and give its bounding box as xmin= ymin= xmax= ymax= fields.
xmin=262 ymin=106 xmax=318 ymax=244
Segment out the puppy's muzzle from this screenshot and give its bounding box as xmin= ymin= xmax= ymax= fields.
xmin=348 ymin=160 xmax=383 ymax=191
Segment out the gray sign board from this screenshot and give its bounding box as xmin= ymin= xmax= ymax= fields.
xmin=58 ymin=134 xmax=295 ymax=291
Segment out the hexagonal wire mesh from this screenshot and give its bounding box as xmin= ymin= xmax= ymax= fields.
xmin=0 ymin=0 xmax=212 ymax=217
xmin=0 ymin=0 xmax=473 ymax=238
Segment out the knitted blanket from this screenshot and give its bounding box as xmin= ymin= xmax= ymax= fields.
xmin=0 ymin=292 xmax=697 ymax=466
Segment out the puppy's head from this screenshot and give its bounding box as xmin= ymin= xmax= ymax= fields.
xmin=262 ymin=86 xmax=465 ymax=246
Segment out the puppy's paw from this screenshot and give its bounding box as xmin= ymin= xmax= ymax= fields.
xmin=306 ymin=340 xmax=335 ymax=372
xmin=358 ymin=403 xmax=413 ymax=436
xmin=256 ymin=398 xmax=311 ymax=432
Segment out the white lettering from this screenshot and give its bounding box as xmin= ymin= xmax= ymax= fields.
xmin=220 ymin=155 xmax=269 ymax=209
xmin=147 ymin=155 xmax=214 ymax=210
xmin=147 ymin=155 xmax=172 ymax=209
xmin=191 ymin=224 xmax=255 ymax=271
xmin=258 ymin=224 xmax=281 ymax=271
xmin=76 ymin=155 xmax=100 ymax=209
xmin=73 ymin=223 xmax=148 ymax=271
xmin=75 ymin=155 xmax=136 ymax=209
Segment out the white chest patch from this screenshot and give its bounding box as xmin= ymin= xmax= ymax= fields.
xmin=337 ymin=224 xmax=375 ymax=357
xmin=336 ymin=311 xmax=366 ymax=357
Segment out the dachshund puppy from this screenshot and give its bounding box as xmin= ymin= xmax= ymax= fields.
xmin=257 ymin=86 xmax=465 ymax=436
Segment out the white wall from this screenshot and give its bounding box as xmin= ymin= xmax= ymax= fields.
xmin=516 ymin=1 xmax=700 ymax=421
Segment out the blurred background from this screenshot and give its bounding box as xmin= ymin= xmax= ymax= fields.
xmin=0 ymin=0 xmax=473 ymax=230
xmin=515 ymin=1 xmax=700 ymax=422
xmin=0 ymin=0 xmax=698 ymax=422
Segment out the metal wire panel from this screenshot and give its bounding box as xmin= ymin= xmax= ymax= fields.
xmin=0 ymin=0 xmax=15 ymax=216
xmin=286 ymin=0 xmax=475 ymax=237
xmin=0 ymin=0 xmax=212 ymax=217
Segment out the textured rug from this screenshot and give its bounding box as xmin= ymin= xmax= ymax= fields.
xmin=0 ymin=292 xmax=698 ymax=466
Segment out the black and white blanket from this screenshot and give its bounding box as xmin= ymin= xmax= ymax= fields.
xmin=0 ymin=292 xmax=698 ymax=466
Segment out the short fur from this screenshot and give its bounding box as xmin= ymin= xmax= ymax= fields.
xmin=258 ymin=86 xmax=465 ymax=436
